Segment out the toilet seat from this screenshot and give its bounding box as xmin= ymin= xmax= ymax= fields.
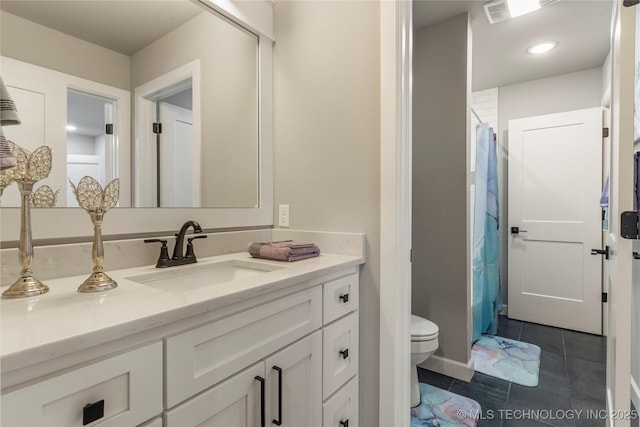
xmin=411 ymin=315 xmax=438 ymax=341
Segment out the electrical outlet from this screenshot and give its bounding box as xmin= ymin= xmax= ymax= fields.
xmin=279 ymin=204 xmax=290 ymax=227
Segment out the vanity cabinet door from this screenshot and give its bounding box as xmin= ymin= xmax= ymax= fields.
xmin=1 ymin=342 xmax=163 ymax=427
xmin=164 ymin=362 xmax=265 ymax=427
xmin=264 ymin=331 xmax=322 ymax=427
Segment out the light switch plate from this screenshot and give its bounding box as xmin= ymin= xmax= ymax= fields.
xmin=279 ymin=204 xmax=290 ymax=227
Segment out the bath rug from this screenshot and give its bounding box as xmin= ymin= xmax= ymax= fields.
xmin=471 ymin=334 xmax=541 ymax=387
xmin=411 ymin=383 xmax=481 ymax=427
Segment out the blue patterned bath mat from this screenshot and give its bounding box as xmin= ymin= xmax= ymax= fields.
xmin=471 ymin=335 xmax=541 ymax=387
xmin=411 ymin=383 xmax=481 ymax=427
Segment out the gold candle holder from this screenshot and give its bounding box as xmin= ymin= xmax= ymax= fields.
xmin=1 ymin=142 xmax=53 ymax=299
xmin=69 ymin=176 xmax=120 ymax=293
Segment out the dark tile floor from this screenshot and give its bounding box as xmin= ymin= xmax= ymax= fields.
xmin=417 ymin=316 xmax=638 ymax=427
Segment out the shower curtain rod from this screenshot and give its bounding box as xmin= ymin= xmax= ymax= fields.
xmin=471 ymin=107 xmax=483 ymax=123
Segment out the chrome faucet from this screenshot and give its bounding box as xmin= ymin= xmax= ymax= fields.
xmin=144 ymin=220 xmax=208 ymax=268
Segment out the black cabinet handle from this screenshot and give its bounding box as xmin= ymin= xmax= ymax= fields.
xmin=339 ymin=420 xmax=349 ymax=427
xmin=633 ymin=252 xmax=640 ymax=260
xmin=82 ymin=400 xmax=104 ymax=426
xmin=255 ymin=376 xmax=265 ymax=427
xmin=339 ymin=349 xmax=349 ymax=359
xmin=339 ymin=293 xmax=349 ymax=303
xmin=273 ymin=366 xmax=283 ymax=426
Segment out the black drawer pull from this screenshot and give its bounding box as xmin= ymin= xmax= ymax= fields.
xmin=82 ymin=400 xmax=104 ymax=425
xmin=255 ymin=376 xmax=265 ymax=427
xmin=340 ymin=420 xmax=349 ymax=427
xmin=339 ymin=293 xmax=349 ymax=303
xmin=273 ymin=366 xmax=283 ymax=426
xmin=339 ymin=349 xmax=349 ymax=359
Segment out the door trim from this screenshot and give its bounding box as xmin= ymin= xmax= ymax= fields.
xmin=379 ymin=1 xmax=412 ymax=426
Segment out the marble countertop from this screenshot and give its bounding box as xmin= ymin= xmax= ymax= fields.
xmin=1 ymin=252 xmax=363 ymax=374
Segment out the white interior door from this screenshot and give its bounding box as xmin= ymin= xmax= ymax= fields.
xmin=67 ymin=155 xmax=103 ymax=208
xmin=508 ymin=107 xmax=603 ymax=334
xmin=1 ymin=57 xmax=66 ymax=207
xmin=605 ymin=1 xmax=634 ymax=424
xmin=159 ymin=102 xmax=194 ymax=207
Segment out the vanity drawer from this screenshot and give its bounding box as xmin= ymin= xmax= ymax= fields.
xmin=1 ymin=342 xmax=163 ymax=427
xmin=323 ymin=272 xmax=359 ymax=324
xmin=322 ymin=312 xmax=358 ymax=399
xmin=323 ymin=376 xmax=359 ymax=427
xmin=165 ymin=286 xmax=322 ymax=407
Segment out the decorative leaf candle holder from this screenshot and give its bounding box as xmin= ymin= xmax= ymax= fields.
xmin=31 ymin=185 xmax=60 ymax=208
xmin=0 ymin=170 xmax=13 ymax=197
xmin=1 ymin=142 xmax=53 ymax=299
xmin=69 ymin=176 xmax=120 ymax=293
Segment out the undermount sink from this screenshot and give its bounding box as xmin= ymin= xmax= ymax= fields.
xmin=126 ymin=259 xmax=285 ymax=291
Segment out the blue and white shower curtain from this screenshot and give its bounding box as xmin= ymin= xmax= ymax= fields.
xmin=472 ymin=123 xmax=501 ymax=343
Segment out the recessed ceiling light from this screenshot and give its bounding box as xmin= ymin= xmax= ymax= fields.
xmin=507 ymin=0 xmax=541 ymax=18
xmin=66 ymin=125 xmax=77 ymax=132
xmin=527 ymin=41 xmax=558 ymax=55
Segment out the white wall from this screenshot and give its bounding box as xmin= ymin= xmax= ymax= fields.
xmin=413 ymin=13 xmax=472 ymax=367
xmin=67 ymin=134 xmax=97 ymax=156
xmin=272 ymin=1 xmax=380 ymax=425
xmin=0 ymin=11 xmax=130 ymax=90
xmin=132 ymin=11 xmax=258 ymax=208
xmin=498 ymin=67 xmax=604 ymax=305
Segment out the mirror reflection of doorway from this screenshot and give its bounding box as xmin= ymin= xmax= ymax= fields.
xmin=66 ymin=89 xmax=116 ymax=207
xmin=157 ymin=87 xmax=194 ymax=207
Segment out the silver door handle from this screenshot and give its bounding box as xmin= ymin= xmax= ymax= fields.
xmin=511 ymin=226 xmax=527 ymax=235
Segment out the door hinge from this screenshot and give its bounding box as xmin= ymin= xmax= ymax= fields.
xmin=620 ymin=211 xmax=640 ymax=239
xmin=105 ymin=123 xmax=113 ymax=135
xmin=153 ymin=122 xmax=162 ymax=134
xmin=602 ymin=292 xmax=608 ymax=303
xmin=602 ymin=127 xmax=609 ymax=138
xmin=410 ymin=249 xmax=413 ymax=263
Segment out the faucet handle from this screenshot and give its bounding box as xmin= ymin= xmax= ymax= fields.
xmin=144 ymin=239 xmax=171 ymax=268
xmin=185 ymin=235 xmax=207 ymax=259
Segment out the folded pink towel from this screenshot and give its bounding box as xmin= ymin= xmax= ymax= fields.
xmin=248 ymin=240 xmax=320 ymax=262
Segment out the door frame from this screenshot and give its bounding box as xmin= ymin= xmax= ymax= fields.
xmin=379 ymin=1 xmax=413 ymax=426
xmin=605 ymin=1 xmax=635 ymax=424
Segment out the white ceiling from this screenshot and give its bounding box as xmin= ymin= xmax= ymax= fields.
xmin=413 ymin=0 xmax=613 ymax=90
xmin=0 ymin=0 xmax=204 ymax=56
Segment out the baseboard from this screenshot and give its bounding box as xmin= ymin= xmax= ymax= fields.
xmin=499 ymin=304 xmax=508 ymax=316
xmin=632 ymin=375 xmax=640 ymax=413
xmin=419 ymin=355 xmax=474 ymax=382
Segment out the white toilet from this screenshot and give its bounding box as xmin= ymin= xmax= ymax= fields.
xmin=411 ymin=314 xmax=439 ymax=407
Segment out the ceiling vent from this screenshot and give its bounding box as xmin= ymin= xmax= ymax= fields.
xmin=483 ymin=0 xmax=558 ymax=24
